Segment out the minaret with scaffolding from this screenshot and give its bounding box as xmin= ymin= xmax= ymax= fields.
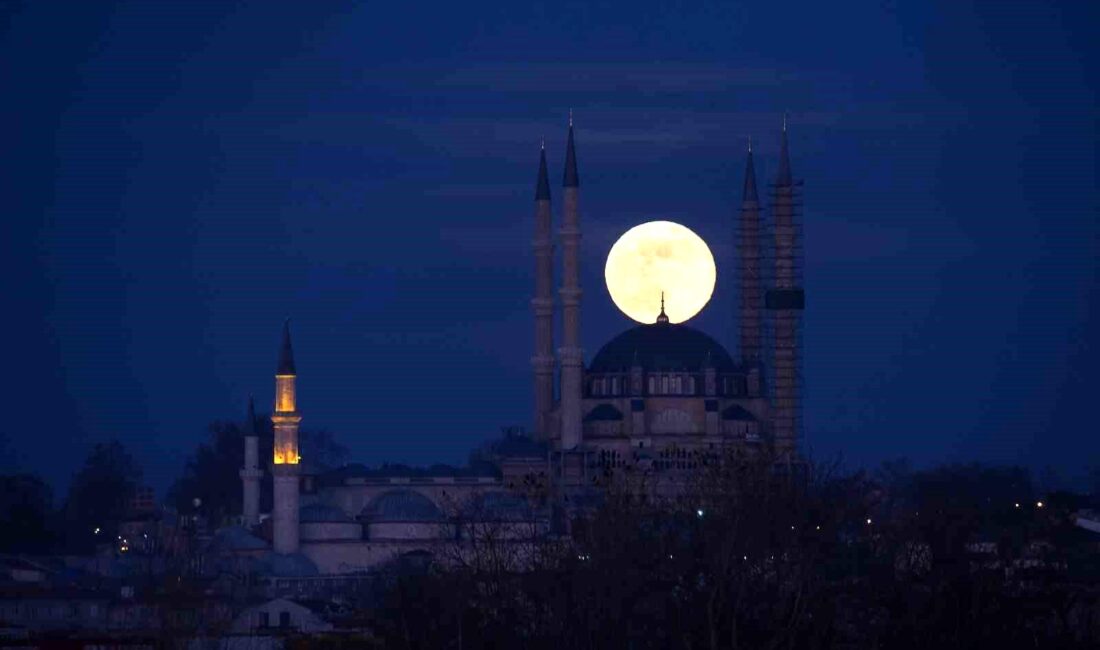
xmin=766 ymin=118 xmax=804 ymax=455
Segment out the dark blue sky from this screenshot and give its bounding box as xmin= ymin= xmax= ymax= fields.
xmin=2 ymin=1 xmax=1096 ymax=492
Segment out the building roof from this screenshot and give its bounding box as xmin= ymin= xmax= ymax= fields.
xmin=256 ymin=552 xmax=319 ymax=578
xmin=363 ymin=490 xmax=445 ymax=522
xmin=589 ymin=322 xmax=737 ymax=373
xmin=299 ymin=503 xmax=354 ymax=524
xmin=324 ymin=461 xmax=500 ymax=484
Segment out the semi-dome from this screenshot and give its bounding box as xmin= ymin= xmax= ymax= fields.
xmin=589 ymin=322 xmax=736 ymax=373
xmin=363 ymin=490 xmax=445 ymax=522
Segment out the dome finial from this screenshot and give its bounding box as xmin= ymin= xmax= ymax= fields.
xmin=656 ymin=292 xmax=669 ymax=324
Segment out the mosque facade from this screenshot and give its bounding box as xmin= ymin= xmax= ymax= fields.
xmin=224 ymin=119 xmax=806 ymax=576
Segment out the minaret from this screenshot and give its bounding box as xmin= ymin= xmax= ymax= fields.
xmin=766 ymin=117 xmax=804 ymax=455
xmin=271 ymin=320 xmax=301 ymax=554
xmin=738 ymin=138 xmax=764 ymax=367
xmin=531 ymin=141 xmax=555 ymax=440
xmin=558 ymin=114 xmax=583 ymax=450
xmin=239 ymin=395 xmax=262 ymax=527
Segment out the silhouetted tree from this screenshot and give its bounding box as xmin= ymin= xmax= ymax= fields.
xmin=167 ymin=414 xmax=346 ymax=526
xmin=0 ymin=473 xmax=57 ymax=553
xmin=63 ymin=440 xmax=142 ymax=552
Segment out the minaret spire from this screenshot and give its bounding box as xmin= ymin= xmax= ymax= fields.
xmin=277 ymin=319 xmax=296 ymax=376
xmin=531 ymin=142 xmax=555 ymax=439
xmin=563 ymin=118 xmax=579 ymax=188
xmin=558 ymin=115 xmax=583 ymax=451
xmin=535 ymin=144 xmax=551 ymax=202
xmin=738 ymin=140 xmax=763 ymax=366
xmin=776 ymin=117 xmax=792 ymax=186
xmin=743 ymin=140 xmax=759 ymax=202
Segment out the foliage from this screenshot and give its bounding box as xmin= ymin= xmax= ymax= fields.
xmin=365 ymin=455 xmax=1100 ymax=649
xmin=63 ymin=440 xmax=143 ymax=552
xmin=0 ymin=473 xmax=57 ymax=553
xmin=166 ymin=413 xmax=346 ymax=526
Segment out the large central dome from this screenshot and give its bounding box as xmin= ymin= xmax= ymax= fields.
xmin=589 ymin=322 xmax=736 ymax=373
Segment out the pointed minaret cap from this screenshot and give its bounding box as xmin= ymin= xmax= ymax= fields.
xmin=776 ymin=114 xmax=792 ymax=186
xmin=563 ymin=114 xmax=579 ymax=188
xmin=277 ymin=319 xmax=296 ymax=375
xmin=743 ymin=139 xmax=759 ymax=202
xmin=656 ymin=292 xmax=670 ymax=324
xmin=535 ymin=143 xmax=551 ymax=201
xmin=244 ymin=394 xmax=257 ymax=435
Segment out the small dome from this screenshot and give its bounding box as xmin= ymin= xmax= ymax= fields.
xmin=584 ymin=404 xmax=624 ymax=422
xmin=299 ymin=502 xmax=352 ymax=523
xmin=589 ymin=323 xmax=736 ymax=373
xmin=209 ymin=525 xmax=267 ymax=552
xmin=363 ymin=490 xmax=444 ymax=522
xmin=256 ymin=552 xmax=319 ymax=578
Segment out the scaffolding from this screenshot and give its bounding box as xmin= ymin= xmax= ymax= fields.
xmin=766 ymin=177 xmax=804 ymax=453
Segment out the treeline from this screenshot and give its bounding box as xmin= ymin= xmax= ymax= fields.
xmin=0 ymin=414 xmax=346 ymax=554
xmin=363 ymin=454 xmax=1100 ymax=650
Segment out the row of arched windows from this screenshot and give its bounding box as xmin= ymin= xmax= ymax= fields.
xmin=587 ymin=374 xmax=748 ymax=397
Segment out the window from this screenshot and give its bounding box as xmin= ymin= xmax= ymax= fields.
xmin=648 ymin=376 xmax=656 ymax=394
xmin=280 ymin=611 xmax=291 ymax=628
xmin=687 ymin=377 xmax=696 ymax=394
xmin=611 ymin=377 xmax=621 ymax=395
xmin=661 ymin=376 xmax=669 ymax=394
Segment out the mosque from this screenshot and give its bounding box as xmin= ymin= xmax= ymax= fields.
xmin=224 ymin=118 xmax=806 ymax=576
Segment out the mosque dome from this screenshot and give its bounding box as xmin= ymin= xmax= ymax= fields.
xmin=589 ymin=322 xmax=736 ymax=373
xmin=363 ymin=490 xmax=445 ymax=522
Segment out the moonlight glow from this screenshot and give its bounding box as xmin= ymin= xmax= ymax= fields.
xmin=604 ymin=220 xmax=716 ymax=324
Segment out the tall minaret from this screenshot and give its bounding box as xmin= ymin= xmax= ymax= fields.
xmin=738 ymin=138 xmax=763 ymax=367
xmin=766 ymin=117 xmax=804 ymax=455
xmin=531 ymin=141 xmax=555 ymax=440
xmin=558 ymin=115 xmax=583 ymax=450
xmin=271 ymin=320 xmax=301 ymax=554
xmin=239 ymin=395 xmax=262 ymax=527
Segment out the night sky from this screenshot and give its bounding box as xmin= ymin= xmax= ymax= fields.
xmin=2 ymin=1 xmax=1096 ymax=492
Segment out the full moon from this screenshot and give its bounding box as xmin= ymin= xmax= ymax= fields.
xmin=604 ymin=220 xmax=716 ymax=324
